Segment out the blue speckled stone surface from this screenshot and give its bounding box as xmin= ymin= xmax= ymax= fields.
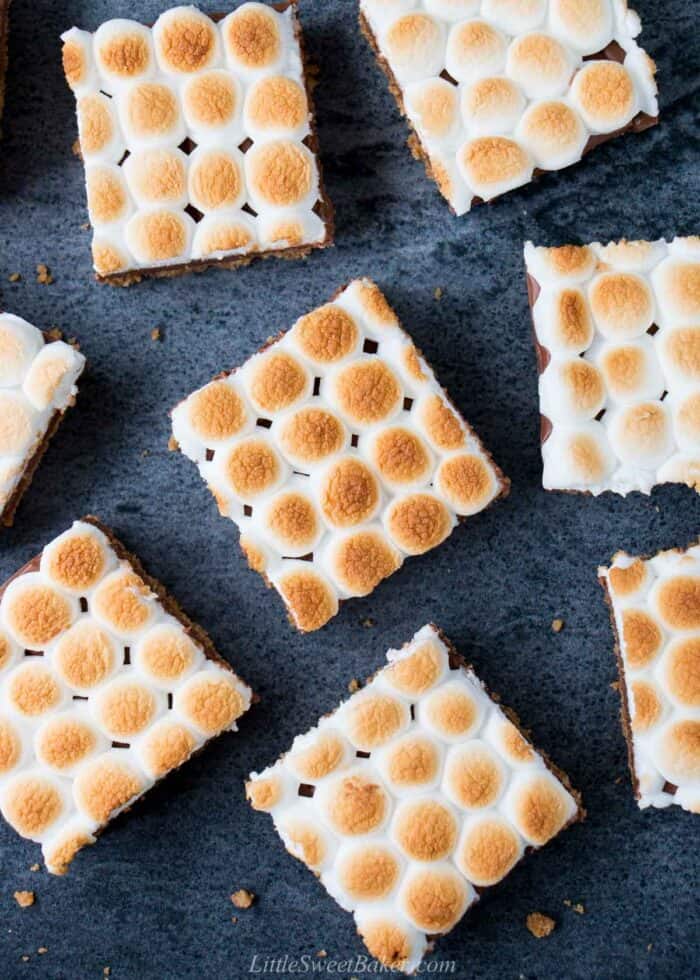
xmin=0 ymin=2 xmax=698 ymax=978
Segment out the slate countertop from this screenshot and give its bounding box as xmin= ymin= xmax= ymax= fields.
xmin=0 ymin=2 xmax=698 ymax=978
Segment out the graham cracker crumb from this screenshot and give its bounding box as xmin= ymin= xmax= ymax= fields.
xmin=348 ymin=678 xmax=360 ymax=693
xmin=151 ymin=328 xmax=162 ymax=342
xmin=80 ymin=222 xmax=90 ymax=231
xmin=564 ymin=900 xmax=586 ymax=914
xmin=615 ymin=775 xmax=623 ymax=784
xmin=29 ymin=864 xmax=39 ymax=873
xmin=647 ymin=944 xmax=653 ymax=952
xmin=8 ymin=272 xmax=21 ymax=282
xmin=231 ymin=889 xmax=255 ymax=909
xmin=45 ymin=327 xmax=63 ymax=342
xmin=361 ymin=617 xmax=376 ymax=628
xmin=434 ymin=287 xmax=443 ymax=301
xmin=21 ymin=955 xmax=29 ymax=962
xmin=72 ymin=139 xmax=81 ymax=157
xmin=551 ymin=618 xmax=565 ymax=633
xmin=36 ymin=264 xmax=54 ymax=285
xmin=103 ymin=968 xmax=111 ymax=977
xmin=526 ymin=912 xmax=556 ymax=938
xmin=38 ymin=948 xmax=47 ymax=955
xmin=168 ymin=435 xmax=179 ymax=452
xmin=231 ymin=916 xmax=238 ymax=923
xmin=610 ymin=680 xmax=620 ymax=691
xmin=14 ymin=891 xmax=35 ymax=908
xmin=317 ymin=950 xmax=327 ymax=958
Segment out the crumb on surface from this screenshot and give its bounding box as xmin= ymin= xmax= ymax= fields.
xmin=231 ymin=889 xmax=255 ymax=909
xmin=36 ymin=264 xmax=54 ymax=285
xmin=21 ymin=955 xmax=29 ymax=962
xmin=564 ymin=900 xmax=586 ymax=914
xmin=151 ymin=328 xmax=162 ymax=342
xmin=8 ymin=272 xmax=21 ymax=282
xmin=37 ymin=948 xmax=47 ymax=955
xmin=551 ymin=618 xmax=565 ymax=633
xmin=361 ymin=617 xmax=376 ymax=628
xmin=168 ymin=435 xmax=179 ymax=452
xmin=45 ymin=327 xmax=63 ymax=342
xmin=316 ymin=950 xmax=327 ymax=958
xmin=348 ymin=678 xmax=360 ymax=693
xmin=103 ymin=968 xmax=111 ymax=977
xmin=231 ymin=916 xmax=238 ymax=923
xmin=80 ymin=222 xmax=90 ymax=231
xmin=29 ymin=864 xmax=39 ymax=873
xmin=526 ymin=912 xmax=556 ymax=938
xmin=434 ymin=286 xmax=443 ymax=301
xmin=610 ymin=680 xmax=620 ymax=691
xmin=14 ymin=891 xmax=35 ymax=908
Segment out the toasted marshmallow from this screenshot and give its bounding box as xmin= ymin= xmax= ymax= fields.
xmin=661 ymin=638 xmax=700 ymax=709
xmin=366 ymin=426 xmax=433 ymax=490
xmin=653 ymin=719 xmax=700 ymax=786
xmin=259 ymin=488 xmax=323 ymax=557
xmin=317 ymin=456 xmax=381 ymax=529
xmin=548 ymin=0 xmax=614 ymax=55
xmin=620 ymin=607 xmax=663 ymax=670
xmin=2 ymin=574 xmax=78 ymax=650
xmin=419 ymin=678 xmax=486 ymax=742
xmin=153 ymin=6 xmax=221 ymax=75
xmin=274 ymin=406 xmax=348 ymax=469
xmin=460 ymin=77 xmax=525 ymax=136
xmin=274 ymin=564 xmax=339 ymax=633
xmin=4 ymin=662 xmax=67 ymax=719
xmin=257 ymin=211 xmax=327 ymax=250
xmin=221 ymin=3 xmax=287 ymax=78
xmin=244 ymin=74 xmax=310 ymax=141
xmin=378 ymin=733 xmax=443 ymax=794
xmin=355 ymin=911 xmax=426 ymax=975
xmin=61 ymin=28 xmax=98 ymax=95
xmin=134 ymin=622 xmax=203 ymax=689
xmin=333 ymin=842 xmax=402 ymax=905
xmin=216 ymin=436 xmax=289 ymax=502
xmin=34 ymin=711 xmax=106 ymax=776
xmin=125 ymin=209 xmax=194 ymax=267
xmin=445 ymin=20 xmax=507 ymax=84
xmin=606 ymin=556 xmax=649 ymax=600
xmin=245 ymin=348 xmax=312 ymax=416
xmin=85 ymin=163 xmax=133 ymax=227
xmin=456 ymin=814 xmax=524 ymax=885
xmin=188 ymin=146 xmax=246 ymax=213
xmin=327 ymin=357 xmax=403 ymax=428
xmin=172 ymin=377 xmax=252 ymax=458
xmin=405 ymin=78 xmax=461 ymax=147
xmin=0 ymin=391 xmax=40 ymax=458
xmin=594 ymin=239 xmax=666 ymax=272
xmin=458 ymin=136 xmax=533 ymax=200
xmin=589 ymin=271 xmax=654 ymax=338
xmin=657 ymin=327 xmax=700 ymax=389
xmin=192 ymin=211 xmax=258 ymax=260
xmin=0 ymin=715 xmax=25 ymax=777
xmin=91 ymin=678 xmax=163 ymax=739
xmin=1 ymin=770 xmax=69 ymax=842
xmin=434 ymin=452 xmax=498 ymax=516
xmin=608 ymin=401 xmax=673 ymax=467
xmin=136 ymin=718 xmax=200 ymax=779
xmin=506 ymin=32 xmax=576 ymax=99
xmin=91 ymin=231 xmax=132 ymax=278
xmin=290 ymin=304 xmax=361 ymax=367
xmin=391 ymin=797 xmax=458 ymax=861
xmin=91 ymin=566 xmax=156 ymax=639
xmin=651 ymin=258 xmax=700 ymax=327
xmin=505 ymin=771 xmax=577 ymax=845
xmin=516 ymin=100 xmax=588 ymax=169
xmin=383 ymin=13 xmax=445 ymax=84
xmin=174 ymin=666 xmax=250 ymax=735
xmin=672 ymin=392 xmax=700 ymax=450
xmin=482 ymin=0 xmax=547 ymax=33
xmin=76 ymin=93 xmax=124 ymax=164
xmin=570 ymin=60 xmax=637 ymax=133
xmin=319 ymin=767 xmax=391 ymax=837
xmin=340 ymin=689 xmax=410 ymax=751
xmin=525 ymin=242 xmax=596 ymax=285
xmin=542 ymin=423 xmax=616 ymax=490
xmin=22 ymin=342 xmax=85 ymax=414
xmin=443 ymin=740 xmax=508 ymax=810
xmin=52 ymin=620 xmax=118 ymax=693
xmin=362 ymin=0 xmax=419 ymax=33
xmin=245 ymin=139 xmax=318 ymax=212
xmin=93 ymin=19 xmax=155 ymax=88
xmin=399 ymin=864 xmax=473 ymax=933
xmin=181 ymin=69 xmax=243 ymax=146
xmin=322 ymin=527 xmax=402 ymax=598
xmin=384 ymin=636 xmax=449 ymax=696
xmin=385 ymin=492 xmax=456 ymax=555
xmin=122 ymin=148 xmax=188 ymax=209
xmin=73 ymin=750 xmax=146 ymax=824
xmin=278 ymin=809 xmax=336 ymax=870
xmin=0 ymin=315 xmax=44 ymax=388
xmin=416 ymin=393 xmax=466 ymax=451
xmin=540 ymin=357 xmax=606 ymax=423
xmin=595 ymin=337 xmax=664 ymax=404
xmin=118 ymin=80 xmax=186 ymax=148
xmin=649 ymin=574 xmax=700 ymax=632
xmin=287 ymin=728 xmax=351 ymax=783
xmin=533 ymin=287 xmax=594 ymax=354
xmin=629 ymin=679 xmax=666 ymax=733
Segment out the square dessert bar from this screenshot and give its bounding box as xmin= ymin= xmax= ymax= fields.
xmin=0 ymin=313 xmax=86 ymax=527
xmin=171 ymin=279 xmax=509 ymax=632
xmin=247 ymin=625 xmax=583 ymax=973
xmin=0 ymin=517 xmax=252 ymax=873
xmin=359 ymin=0 xmax=658 ymax=215
xmin=61 ymin=2 xmax=333 ymax=285
xmin=599 ymin=544 xmax=700 ymax=814
xmin=525 ymin=237 xmax=700 ymax=495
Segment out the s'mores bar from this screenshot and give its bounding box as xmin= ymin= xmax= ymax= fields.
xmin=0 ymin=313 xmax=85 ymax=527
xmin=600 ymin=545 xmax=700 ymax=814
xmin=526 ymin=237 xmax=700 ymax=495
xmin=172 ymin=280 xmax=509 ymax=632
xmin=359 ymin=1 xmax=658 ymax=215
xmin=247 ymin=625 xmax=583 ymax=973
xmin=0 ymin=518 xmax=252 ymax=873
xmin=61 ymin=2 xmax=333 ymax=284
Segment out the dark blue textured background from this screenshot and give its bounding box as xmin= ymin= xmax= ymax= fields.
xmin=0 ymin=2 xmax=698 ymax=978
